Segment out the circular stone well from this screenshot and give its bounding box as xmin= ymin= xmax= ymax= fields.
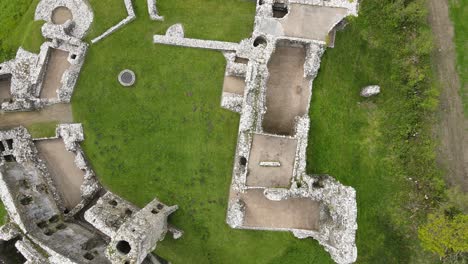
xmin=52 ymin=7 xmax=73 ymax=24
xmin=118 ymin=70 xmax=136 ymax=87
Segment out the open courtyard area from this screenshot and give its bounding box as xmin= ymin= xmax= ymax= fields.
xmin=0 ymin=0 xmax=467 ymax=263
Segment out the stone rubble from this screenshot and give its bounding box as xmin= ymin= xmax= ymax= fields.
xmin=35 ymin=0 xmax=94 ymax=39
xmin=15 ymin=237 xmax=49 ymax=264
xmin=0 ymin=223 xmax=20 ymax=241
xmin=360 ymin=85 xmax=381 ymax=97
xmin=221 ymin=92 xmax=244 ymax=113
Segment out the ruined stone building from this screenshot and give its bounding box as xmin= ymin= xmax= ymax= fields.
xmin=154 ymin=1 xmax=360 ymax=263
xmin=1 ymin=0 xmax=359 ymax=263
xmin=0 ymin=125 xmax=181 ymax=264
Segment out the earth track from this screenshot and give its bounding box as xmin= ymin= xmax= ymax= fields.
xmin=428 ymin=0 xmax=468 ymax=191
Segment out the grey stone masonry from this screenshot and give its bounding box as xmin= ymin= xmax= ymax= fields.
xmin=35 ymin=0 xmax=94 ymax=39
xmin=15 ymin=237 xmax=49 ymax=264
xmin=360 ymin=85 xmax=381 ymax=97
xmin=147 ymin=0 xmax=164 ymax=21
xmin=106 ymin=199 xmax=178 ymax=264
xmin=0 ymin=125 xmax=181 ymax=264
xmin=84 ymin=191 xmax=141 ymax=238
xmin=154 ymin=24 xmax=239 ymax=51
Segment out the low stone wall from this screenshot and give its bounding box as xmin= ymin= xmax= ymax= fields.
xmin=15 ymin=238 xmax=48 ymax=263
xmin=153 ymin=35 xmax=239 ymax=51
xmin=147 ymin=0 xmax=164 ymax=21
xmin=91 ymin=0 xmax=136 ymax=44
xmin=221 ymin=92 xmax=244 ymax=113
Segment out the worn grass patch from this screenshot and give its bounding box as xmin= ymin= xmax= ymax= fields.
xmin=26 ymin=122 xmax=58 ymax=138
xmin=449 ymin=0 xmax=468 ymax=115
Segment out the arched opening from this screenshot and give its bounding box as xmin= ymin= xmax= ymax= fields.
xmin=239 ymin=156 xmax=247 ymax=166
xmin=108 ymin=199 xmax=118 ymax=207
xmin=83 ymin=252 xmax=94 ymax=260
xmin=253 ymin=36 xmax=267 ymax=47
xmin=125 ymin=209 xmax=133 ymax=216
xmin=272 ymin=2 xmax=288 ymax=18
xmin=116 ymin=240 xmax=131 ymax=255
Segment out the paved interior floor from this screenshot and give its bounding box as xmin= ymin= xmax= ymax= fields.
xmin=0 ymin=104 xmax=73 ymax=129
xmin=247 ymin=133 xmax=297 ymax=187
xmin=262 ymin=45 xmax=309 ymax=135
xmin=281 ymin=5 xmax=347 ymax=41
xmin=223 ymin=75 xmax=246 ymax=95
xmin=35 ymin=138 xmax=85 ymax=209
xmin=241 ymin=189 xmax=320 ymax=230
xmin=52 ymin=7 xmax=73 ymax=24
xmin=41 ymin=49 xmax=71 ymax=99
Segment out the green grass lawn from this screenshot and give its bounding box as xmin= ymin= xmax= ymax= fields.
xmin=449 ymin=0 xmax=468 ymax=115
xmin=0 ymin=201 xmax=6 ymax=226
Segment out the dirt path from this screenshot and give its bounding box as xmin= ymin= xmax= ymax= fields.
xmin=428 ymin=0 xmax=468 ymax=191
xmin=0 ymin=104 xmax=73 ymax=129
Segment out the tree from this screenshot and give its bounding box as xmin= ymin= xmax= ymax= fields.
xmin=418 ymin=212 xmax=468 ymax=260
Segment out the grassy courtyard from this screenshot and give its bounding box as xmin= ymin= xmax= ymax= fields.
xmin=0 ymin=0 xmax=447 ymax=263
